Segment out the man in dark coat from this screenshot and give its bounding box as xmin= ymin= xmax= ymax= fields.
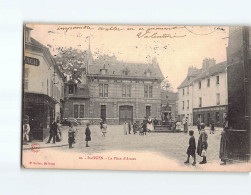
xmin=210 ymin=117 xmax=215 ymax=134
xmin=142 ymin=120 xmax=147 ymax=135
xmin=128 ymin=121 xmax=131 ymax=134
xmin=46 ymin=121 xmax=57 ymax=144
xmin=196 ymin=116 xmax=202 ymax=134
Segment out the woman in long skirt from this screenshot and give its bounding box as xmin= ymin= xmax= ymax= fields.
xmin=147 ymin=116 xmax=154 ymax=132
xmin=123 ymin=121 xmax=128 ymax=135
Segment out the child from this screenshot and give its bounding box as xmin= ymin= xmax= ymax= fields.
xmin=184 ymin=130 xmax=196 ymax=166
xmin=139 ymin=122 xmax=144 ymax=135
xmin=142 ymin=120 xmax=147 ymax=135
xmin=101 ymin=123 xmax=107 ymax=137
xmin=197 ymin=123 xmax=208 ymax=164
xmin=133 ymin=121 xmax=138 ymax=134
xmin=85 ymin=123 xmax=91 ymax=147
xmin=68 ymin=123 xmax=76 ymax=148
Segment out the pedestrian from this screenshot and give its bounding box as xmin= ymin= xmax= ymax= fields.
xmin=85 ymin=123 xmax=91 ymax=147
xmin=128 ymin=121 xmax=132 ymax=134
xmin=100 ymin=119 xmax=107 ymax=137
xmin=68 ymin=123 xmax=76 ymax=148
xmin=197 ymin=123 xmax=208 ymax=164
xmin=147 ymin=116 xmax=154 ymax=132
xmin=23 ymin=115 xmax=30 ymax=145
xmin=133 ymin=121 xmax=138 ymax=134
xmin=46 ymin=120 xmax=58 ymax=144
xmin=100 ymin=118 xmax=103 ymax=131
xmin=153 ymin=117 xmax=158 ymax=126
xmin=139 ymin=122 xmax=144 ymax=135
xmin=142 ymin=120 xmax=147 ymax=135
xmin=183 ymin=117 xmax=188 ymax=133
xmin=101 ymin=123 xmax=107 ymax=137
xmin=123 ymin=121 xmax=128 ymax=135
xmin=56 ymin=119 xmax=62 ymax=142
xmin=219 ymin=112 xmax=229 ymax=165
xmin=196 ymin=116 xmax=202 ymax=134
xmin=210 ymin=117 xmax=215 ymax=134
xmin=184 ymin=130 xmax=196 ymax=166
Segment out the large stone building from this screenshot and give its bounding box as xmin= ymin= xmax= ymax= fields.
xmin=63 ymin=54 xmax=164 ymax=124
xmin=192 ymin=60 xmax=228 ymax=126
xmin=177 ymin=58 xmax=228 ymax=126
xmin=23 ymin=27 xmax=65 ymax=140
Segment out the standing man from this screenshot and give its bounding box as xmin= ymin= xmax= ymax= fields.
xmin=210 ymin=117 xmax=215 ymax=134
xmin=196 ymin=116 xmax=202 ymax=134
xmin=46 ymin=120 xmax=57 ymax=144
xmin=128 ymin=121 xmax=131 ymax=134
xmin=219 ymin=112 xmax=229 ymax=165
xmin=184 ymin=117 xmax=188 ymax=133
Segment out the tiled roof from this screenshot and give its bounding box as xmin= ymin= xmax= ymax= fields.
xmin=88 ymin=59 xmax=164 ymax=79
xmin=177 ymin=72 xmax=201 ymax=89
xmin=193 ymin=61 xmax=227 ymax=82
xmin=177 ymin=61 xmax=227 ymax=89
xmin=30 ymin=37 xmax=47 ymax=49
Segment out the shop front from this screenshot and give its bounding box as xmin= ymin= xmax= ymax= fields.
xmin=193 ymin=105 xmax=227 ymax=127
xmin=23 ymin=93 xmax=57 ymax=141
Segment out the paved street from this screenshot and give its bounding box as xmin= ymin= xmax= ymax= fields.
xmin=46 ymin=125 xmax=223 ymax=164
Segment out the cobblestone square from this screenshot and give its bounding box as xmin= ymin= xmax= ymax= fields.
xmin=48 ymin=125 xmax=223 ymax=165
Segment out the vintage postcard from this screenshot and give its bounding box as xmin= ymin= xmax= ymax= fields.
xmin=22 ymin=24 xmax=251 ymax=172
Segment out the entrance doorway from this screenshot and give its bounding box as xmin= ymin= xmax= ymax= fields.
xmin=100 ymin=105 xmax=106 ymax=123
xmin=146 ymin=106 xmax=151 ymax=118
xmin=119 ymin=105 xmax=133 ymax=124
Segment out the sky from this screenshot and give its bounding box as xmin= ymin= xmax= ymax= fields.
xmin=27 ymin=24 xmax=229 ymax=91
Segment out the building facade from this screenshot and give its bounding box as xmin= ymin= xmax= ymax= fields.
xmin=177 ymin=58 xmax=228 ymax=127
xmin=62 ymin=55 xmax=164 ymax=125
xmin=177 ymin=66 xmax=201 ymax=124
xmin=23 ymin=27 xmax=65 ymax=141
xmin=192 ymin=60 xmax=228 ymax=126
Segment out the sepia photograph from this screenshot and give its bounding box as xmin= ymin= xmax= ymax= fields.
xmin=22 ymin=24 xmax=251 ymax=172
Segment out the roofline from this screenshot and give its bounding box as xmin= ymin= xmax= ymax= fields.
xmin=86 ymin=74 xmax=164 ymax=81
xmin=25 ymin=39 xmax=65 ymax=80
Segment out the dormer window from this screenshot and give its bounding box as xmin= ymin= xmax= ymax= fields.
xmin=123 ymin=70 xmax=129 ymax=76
xmin=69 ymin=84 xmax=74 ymax=94
xmin=101 ymin=69 xmax=107 ymax=75
xmin=122 ymin=67 xmax=129 ymax=76
xmin=145 ymin=69 xmax=152 ymax=77
xmin=100 ymin=64 xmax=107 ymax=75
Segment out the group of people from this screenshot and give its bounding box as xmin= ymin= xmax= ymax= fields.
xmin=65 ymin=122 xmax=91 ymax=148
xmin=184 ymin=112 xmax=229 ymax=166
xmin=123 ymin=116 xmax=154 ymax=136
xmin=195 ymin=116 xmax=215 ymax=134
xmin=184 ymin=123 xmax=208 ymax=166
xmin=46 ymin=119 xmax=62 ymax=144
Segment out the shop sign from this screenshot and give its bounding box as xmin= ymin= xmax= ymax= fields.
xmin=193 ymin=106 xmax=226 ymax=112
xmin=25 ymin=56 xmax=40 ymax=66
